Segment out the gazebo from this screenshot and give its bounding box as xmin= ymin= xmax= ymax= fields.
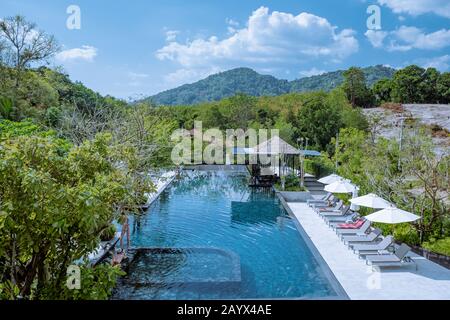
xmin=232 ymin=136 xmax=306 ymax=186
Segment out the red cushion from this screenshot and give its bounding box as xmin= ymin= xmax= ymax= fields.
xmin=338 ymin=219 xmax=364 ymax=229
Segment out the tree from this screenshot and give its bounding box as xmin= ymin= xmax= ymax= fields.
xmin=0 ymin=15 xmax=59 ymax=91
xmin=372 ymin=78 xmax=393 ymax=104
xmin=0 ymin=132 xmax=151 ymax=299
xmin=222 ymin=94 xmax=257 ymax=129
xmin=297 ymin=92 xmax=342 ymax=150
xmin=391 ymin=65 xmax=425 ymax=103
xmin=437 ymin=72 xmax=450 ymax=104
xmin=420 ymin=68 xmax=440 ymax=103
xmin=342 ymin=67 xmax=374 ymax=108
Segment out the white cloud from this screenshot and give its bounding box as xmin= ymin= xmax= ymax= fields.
xmin=156 ymin=7 xmax=358 ymax=68
xmin=225 ymin=18 xmax=239 ymax=27
xmin=55 ymin=45 xmax=97 ymax=62
xmin=165 ymin=30 xmax=180 ymax=42
xmin=365 ymin=26 xmax=450 ymax=51
xmin=299 ymin=68 xmax=326 ymax=77
xmin=226 ymin=18 xmax=240 ymax=34
xmin=378 ymin=0 xmax=450 ymax=18
xmin=365 ymin=30 xmax=388 ymax=48
xmin=416 ymin=55 xmax=450 ymax=71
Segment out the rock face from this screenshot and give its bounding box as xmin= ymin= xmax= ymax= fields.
xmin=363 ymin=104 xmax=450 ymax=156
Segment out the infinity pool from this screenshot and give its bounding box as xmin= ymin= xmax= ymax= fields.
xmin=113 ymin=170 xmax=340 ymax=299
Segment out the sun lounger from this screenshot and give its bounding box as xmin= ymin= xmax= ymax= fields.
xmin=320 ymin=205 xmax=350 ymax=218
xmin=342 ymin=228 xmax=382 ymax=245
xmin=324 ymin=211 xmax=357 ymax=226
xmin=366 ymin=243 xmax=417 ymax=271
xmin=335 ymin=217 xmax=365 ymax=229
xmin=336 ymin=219 xmax=371 ymax=236
xmin=314 ymin=201 xmax=343 ymax=214
xmin=307 ymin=193 xmax=333 ymax=207
xmin=351 ymin=235 xmax=393 ymax=256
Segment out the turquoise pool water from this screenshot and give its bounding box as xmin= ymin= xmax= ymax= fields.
xmin=114 ymin=170 xmax=338 ymax=299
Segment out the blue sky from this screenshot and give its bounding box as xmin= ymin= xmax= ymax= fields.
xmin=1 ymin=0 xmax=449 ymax=99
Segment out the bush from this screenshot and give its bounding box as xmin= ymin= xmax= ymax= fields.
xmin=423 ymin=238 xmax=450 ymax=256
xmin=304 ymin=156 xmax=334 ymax=178
xmin=393 ymin=224 xmax=421 ymax=246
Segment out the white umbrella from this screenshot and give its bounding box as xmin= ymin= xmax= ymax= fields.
xmin=350 ymin=193 xmax=392 ymax=209
xmin=324 ymin=179 xmax=356 ymax=193
xmin=318 ymin=174 xmax=343 ymax=185
xmin=366 ymin=207 xmax=420 ymax=224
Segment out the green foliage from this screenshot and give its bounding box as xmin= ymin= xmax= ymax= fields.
xmin=391 ymin=65 xmax=426 ymax=103
xmin=437 ymin=72 xmax=450 ymax=104
xmin=423 ymin=238 xmax=450 ymax=256
xmin=148 ymin=66 xmax=395 ymax=106
xmin=100 ymin=224 xmax=117 ymax=242
xmin=0 ymin=96 xmax=14 ymax=119
xmin=333 ymin=126 xmax=449 ymax=246
xmin=297 ymin=92 xmax=342 ymax=150
xmin=372 ymin=78 xmax=393 ymax=105
xmin=342 ymin=67 xmax=375 ymax=108
xmin=0 ymin=119 xmax=40 ymax=138
xmin=388 ymin=65 xmax=449 ymax=104
xmin=0 ymin=132 xmax=151 ymax=299
xmin=304 ymin=156 xmax=334 ymax=178
xmin=40 ymin=264 xmax=125 ymax=300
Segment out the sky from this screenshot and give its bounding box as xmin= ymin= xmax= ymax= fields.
xmin=1 ymin=0 xmax=449 ymax=99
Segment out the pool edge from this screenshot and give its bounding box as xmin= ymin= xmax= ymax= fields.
xmin=276 ymin=193 xmax=350 ymax=300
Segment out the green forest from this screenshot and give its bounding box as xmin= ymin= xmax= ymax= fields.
xmin=0 ymin=15 xmax=449 ymax=300
xmin=147 ymin=65 xmax=396 ymax=106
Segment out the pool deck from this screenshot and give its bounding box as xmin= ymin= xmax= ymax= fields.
xmin=287 ymin=202 xmax=450 ymax=300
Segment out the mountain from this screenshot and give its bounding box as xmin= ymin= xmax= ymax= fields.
xmin=146 ymin=65 xmax=395 ymax=106
xmin=290 ymin=65 xmax=396 ymax=93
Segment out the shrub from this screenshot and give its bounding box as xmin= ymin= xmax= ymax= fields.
xmin=423 ymin=238 xmax=450 ymax=256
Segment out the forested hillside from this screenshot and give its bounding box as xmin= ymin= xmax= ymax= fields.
xmin=147 ymin=65 xmax=395 ymax=106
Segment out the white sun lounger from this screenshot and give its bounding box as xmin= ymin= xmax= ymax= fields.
xmin=307 ymin=193 xmax=333 ymax=207
xmin=342 ymin=228 xmax=382 ymax=245
xmin=366 ymin=243 xmax=417 ymax=271
xmin=351 ymin=235 xmax=394 ymax=257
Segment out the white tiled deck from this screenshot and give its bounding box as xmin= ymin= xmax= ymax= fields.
xmin=287 ymin=202 xmax=450 ymax=300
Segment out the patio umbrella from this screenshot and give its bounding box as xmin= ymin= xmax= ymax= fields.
xmin=365 ymin=206 xmax=421 ymax=224
xmin=349 ymin=193 xmax=392 ymax=209
xmin=318 ymin=174 xmax=343 ymax=185
xmin=324 ymin=179 xmax=356 ymax=193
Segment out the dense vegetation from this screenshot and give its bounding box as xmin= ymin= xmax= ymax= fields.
xmin=147 ymin=65 xmax=395 ymax=106
xmin=372 ymin=65 xmax=450 ymax=104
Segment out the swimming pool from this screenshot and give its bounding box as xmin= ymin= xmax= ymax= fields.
xmin=113 ymin=170 xmax=342 ymax=299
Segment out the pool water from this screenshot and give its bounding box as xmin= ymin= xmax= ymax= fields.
xmin=113 ymin=170 xmax=338 ymax=299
